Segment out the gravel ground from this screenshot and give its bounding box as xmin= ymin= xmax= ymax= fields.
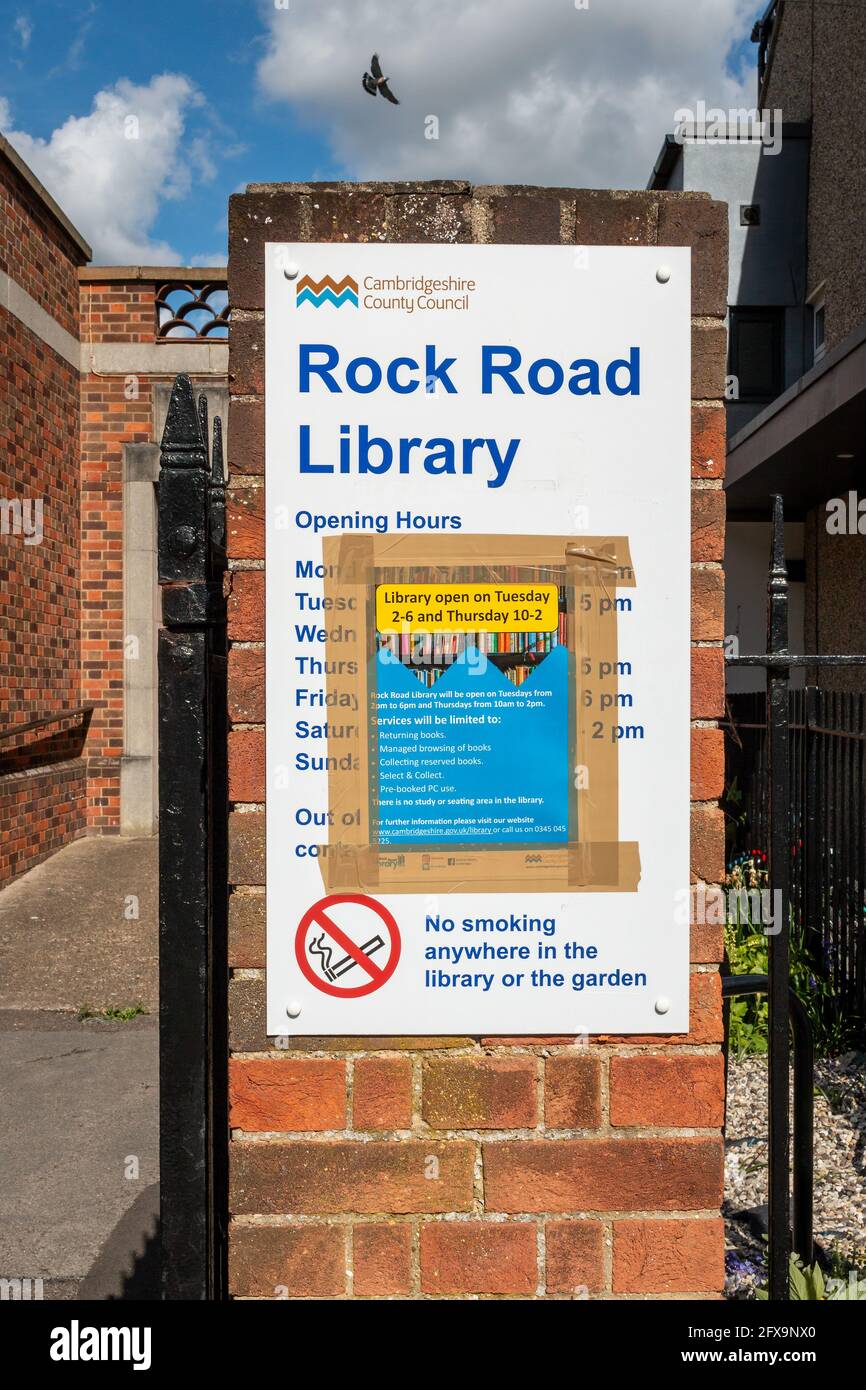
xmin=724 ymin=1052 xmax=866 ymax=1298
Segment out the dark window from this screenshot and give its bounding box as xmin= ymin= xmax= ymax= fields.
xmin=729 ymin=307 xmax=784 ymax=403
xmin=812 ymin=301 xmax=826 ymax=361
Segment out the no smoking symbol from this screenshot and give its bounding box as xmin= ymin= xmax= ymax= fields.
xmin=295 ymin=893 xmax=401 ymax=999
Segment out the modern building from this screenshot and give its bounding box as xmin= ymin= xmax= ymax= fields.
xmin=650 ymin=0 xmax=866 ymax=694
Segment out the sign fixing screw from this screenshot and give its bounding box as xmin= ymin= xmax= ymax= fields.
xmin=286 ymin=1000 xmax=302 ymax=1019
xmin=654 ymin=997 xmax=671 ymax=1015
xmin=283 ymin=262 xmax=300 ymax=280
xmin=655 ymin=266 xmax=672 ymax=284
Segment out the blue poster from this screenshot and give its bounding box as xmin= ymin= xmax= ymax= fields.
xmin=373 ymin=642 xmax=569 ymax=844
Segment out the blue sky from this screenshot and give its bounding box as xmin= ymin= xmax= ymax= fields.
xmin=2 ymin=0 xmax=338 ymax=261
xmin=1 ymin=0 xmax=763 ymax=265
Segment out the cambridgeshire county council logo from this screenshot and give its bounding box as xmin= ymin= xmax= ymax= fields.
xmin=296 ymin=274 xmax=358 ymax=309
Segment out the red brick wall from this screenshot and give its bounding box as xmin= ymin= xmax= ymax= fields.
xmin=2 ymin=145 xmax=228 ymax=875
xmin=0 ymin=157 xmax=80 ymax=335
xmin=0 ymin=154 xmax=86 ymax=887
xmin=225 ymin=183 xmax=729 ymax=1300
xmin=0 ymin=761 xmax=87 ymax=886
xmin=81 ymin=283 xmax=154 ymax=344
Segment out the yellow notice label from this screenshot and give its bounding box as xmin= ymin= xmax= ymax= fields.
xmin=375 ymin=582 xmax=559 ymax=633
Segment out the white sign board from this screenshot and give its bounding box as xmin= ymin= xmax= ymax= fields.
xmin=265 ymin=243 xmax=691 ymax=1036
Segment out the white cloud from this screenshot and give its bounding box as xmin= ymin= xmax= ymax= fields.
xmin=189 ymin=251 xmax=227 ymax=267
xmin=189 ymin=134 xmax=218 ymax=184
xmin=49 ymin=1 xmax=97 ymax=76
xmin=14 ymin=14 xmax=32 ymax=50
xmin=257 ymin=0 xmax=758 ymax=187
xmin=0 ymin=74 xmax=211 ymax=263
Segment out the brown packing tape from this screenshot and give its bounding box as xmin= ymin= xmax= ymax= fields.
xmin=569 ymin=546 xmax=620 ymax=850
xmin=316 ymin=534 xmax=640 ymax=894
xmin=334 ymin=531 xmax=636 ymax=583
xmin=318 ymin=840 xmax=640 ymax=893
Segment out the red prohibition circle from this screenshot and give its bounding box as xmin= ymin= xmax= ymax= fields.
xmin=295 ymin=893 xmax=401 ymax=999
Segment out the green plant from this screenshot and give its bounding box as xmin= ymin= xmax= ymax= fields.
xmin=756 ymin=1254 xmax=866 ymax=1300
xmin=77 ymin=1001 xmax=148 ymax=1022
xmin=727 ymin=992 xmax=768 ymax=1056
xmin=723 ymin=854 xmax=856 ymax=1057
xmin=815 ymin=1080 xmax=848 ymax=1113
xmin=721 ymin=776 xmax=747 ymax=856
xmin=724 ymin=874 xmax=769 ymax=1057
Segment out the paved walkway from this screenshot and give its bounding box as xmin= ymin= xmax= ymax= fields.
xmin=0 ymin=837 xmax=158 ymax=1299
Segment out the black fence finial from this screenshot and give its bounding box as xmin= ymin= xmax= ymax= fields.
xmin=160 ymin=374 xmax=207 ymax=467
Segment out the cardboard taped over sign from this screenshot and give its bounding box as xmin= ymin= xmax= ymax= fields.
xmin=316 ymin=532 xmax=639 ymax=894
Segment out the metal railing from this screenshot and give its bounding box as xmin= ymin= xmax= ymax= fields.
xmin=726 ymin=494 xmax=866 ymax=1298
xmin=726 ymin=687 xmax=866 ymax=1037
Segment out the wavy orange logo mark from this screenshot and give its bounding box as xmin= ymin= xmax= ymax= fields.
xmin=296 ymin=274 xmax=359 ymax=308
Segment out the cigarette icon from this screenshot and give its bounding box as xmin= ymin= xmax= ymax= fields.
xmin=308 ymin=933 xmax=386 ymax=981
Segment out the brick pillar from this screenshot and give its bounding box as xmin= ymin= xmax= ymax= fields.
xmin=225 ymin=182 xmax=728 ymax=1300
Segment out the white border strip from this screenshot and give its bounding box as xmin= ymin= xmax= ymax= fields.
xmin=0 ymin=269 xmax=80 ymax=369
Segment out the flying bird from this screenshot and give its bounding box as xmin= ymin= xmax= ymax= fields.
xmin=362 ymin=52 xmax=399 ymax=104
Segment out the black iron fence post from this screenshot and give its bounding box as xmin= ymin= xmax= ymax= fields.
xmin=766 ymin=494 xmax=792 ymax=1299
xmin=158 ymin=374 xmax=228 ymax=1300
xmin=804 ymin=684 xmax=820 ymax=966
xmin=721 ymin=975 xmax=813 ymax=1265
